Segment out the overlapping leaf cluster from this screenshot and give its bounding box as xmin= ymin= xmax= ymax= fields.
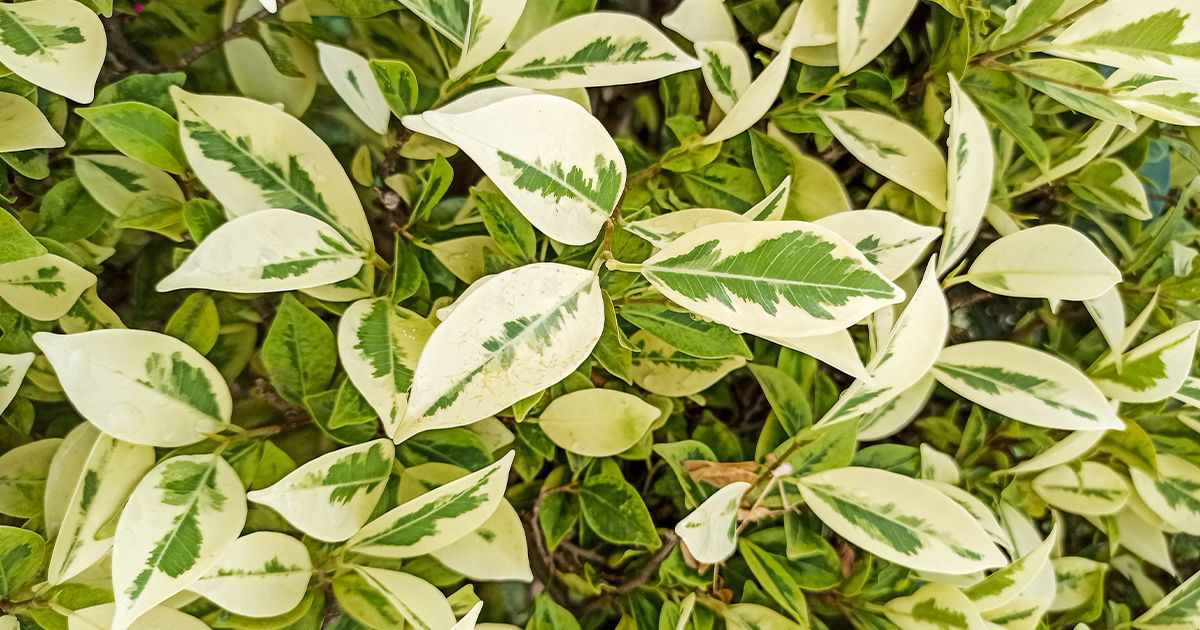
xmin=2 ymin=1 xmax=1200 ymax=630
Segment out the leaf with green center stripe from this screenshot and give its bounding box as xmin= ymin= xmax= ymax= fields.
xmin=158 ymin=210 xmax=363 ymax=294
xmin=1050 ymin=556 xmax=1106 ymax=611
xmin=1009 ymin=59 xmax=1137 ymax=131
xmin=629 ymin=330 xmax=746 ymax=397
xmin=190 ymin=532 xmax=312 ymax=618
xmin=403 ymin=93 xmax=624 ymax=245
xmin=675 ymin=481 xmax=747 ymax=564
xmin=703 ymin=38 xmax=794 ymax=145
xmin=35 ymin=330 xmax=232 ymax=447
xmin=695 ymin=41 xmax=750 ymax=114
xmin=0 ymin=0 xmax=104 ymax=103
xmin=348 ymin=451 xmax=513 ymax=557
xmin=931 ymin=341 xmax=1122 ymax=431
xmin=818 ymin=261 xmax=947 ymax=427
xmin=1115 ymin=80 xmax=1200 ymax=126
xmin=739 ymin=538 xmax=811 ymax=623
xmin=338 ymin=299 xmax=433 ymax=440
xmin=743 ymin=177 xmax=790 ymax=222
xmin=884 ymin=583 xmax=987 ymax=630
xmin=171 ymin=88 xmax=372 ymax=250
xmin=452 ymin=0 xmax=526 ymax=78
xmin=964 ymin=525 xmax=1058 ymax=612
xmin=818 ymin=109 xmax=946 ymax=211
xmin=248 ymin=439 xmax=394 ymax=542
xmin=1071 ymin=158 xmax=1152 ymax=221
xmin=0 ymin=254 xmax=95 ymax=321
xmin=639 ymin=221 xmax=902 ymax=339
xmin=370 ymin=60 xmax=419 ymax=120
xmin=111 ymin=454 xmax=246 ymax=630
xmin=47 ymin=425 xmax=155 ymax=585
xmin=797 ymin=467 xmax=1006 ymax=574
xmin=773 ymin=420 xmax=856 ymax=477
xmin=0 ymin=526 xmax=44 ymax=598
xmin=1130 ymin=453 xmax=1200 ymax=536
xmin=537 ymin=389 xmax=660 ymax=457
xmin=579 ymin=473 xmax=660 ymax=549
xmin=1170 ymin=375 xmax=1200 ymax=408
xmin=1032 ymin=462 xmax=1130 ymax=516
xmin=73 ymin=154 xmax=186 ymax=239
xmin=982 ymin=597 xmax=1051 ymax=630
xmin=1088 ymin=321 xmax=1200 ymax=403
xmin=813 ymin=211 xmax=940 ymax=280
xmin=431 ymin=499 xmax=533 ymax=582
xmin=619 ymin=304 xmax=752 ymax=360
xmin=338 ymin=566 xmax=455 ymax=630
xmin=498 ymin=13 xmax=699 ymax=88
xmin=317 ymin=43 xmax=390 ymax=135
xmin=402 ymin=264 xmax=604 ymax=441
xmin=940 ymin=75 xmax=994 ymax=276
xmin=1134 ymin=568 xmax=1200 ymax=630
xmin=724 ymin=604 xmax=801 ymax=630
xmin=837 ymin=0 xmax=919 ymax=74
xmin=1047 ymin=0 xmax=1200 ymax=82
xmin=0 ymin=352 xmax=32 ymax=419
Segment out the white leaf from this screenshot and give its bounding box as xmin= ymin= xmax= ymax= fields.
xmin=674 ymin=481 xmax=748 ymax=564
xmin=190 ymin=532 xmax=312 ymax=617
xmin=35 ymin=330 xmax=231 ymax=447
xmin=962 ymin=225 xmax=1120 ymax=301
xmin=1084 ymin=287 xmax=1126 ymax=370
xmin=838 ymin=0 xmax=919 ymax=74
xmin=704 ymin=44 xmax=794 ymax=144
xmin=317 ymin=43 xmax=391 ymax=135
xmin=430 ymin=499 xmax=533 ymax=582
xmin=743 ymin=178 xmax=790 ymax=222
xmin=1115 ymin=81 xmax=1200 ymax=126
xmin=762 ymin=329 xmax=870 ymax=381
xmin=819 ymin=110 xmax=948 ymax=211
xmin=940 ymin=75 xmax=994 ymax=276
xmin=624 ymin=208 xmax=749 ymax=249
xmin=1089 ymin=321 xmax=1200 ymax=403
xmin=0 ymin=353 xmax=33 ymax=418
xmin=662 ymin=0 xmax=738 ymax=44
xmin=453 ymin=0 xmax=527 ymax=78
xmin=1032 ymin=462 xmax=1130 ymax=515
xmin=0 ymin=254 xmax=96 ymax=321
xmin=69 ymin=604 xmax=208 ymax=630
xmin=1009 ymin=430 xmax=1107 ymax=474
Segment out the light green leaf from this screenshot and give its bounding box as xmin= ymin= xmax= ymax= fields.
xmin=619 ymin=304 xmax=752 ymax=360
xmin=262 ymin=294 xmax=335 ymax=406
xmin=762 ymin=329 xmax=870 ymax=382
xmin=338 ymin=299 xmax=433 ymax=441
xmin=814 ymin=210 xmax=941 ymax=280
xmin=639 ymin=220 xmax=901 ymax=338
xmin=1011 ymin=121 xmax=1117 ymax=195
xmin=1089 ymin=321 xmax=1200 ymax=403
xmin=498 ymin=13 xmax=700 ymax=88
xmin=932 ymin=341 xmax=1122 ymax=431
xmin=172 ymin=88 xmax=373 ymax=250
xmin=624 ymin=208 xmax=749 ymax=249
xmin=965 ymin=525 xmax=1059 ymax=612
xmin=537 ymin=389 xmax=659 ymax=457
xmin=348 ymin=451 xmax=514 ymax=558
xmin=345 ymin=566 xmax=455 ymax=630
xmin=629 ymin=329 xmax=746 ymax=397
xmin=1 ymin=439 xmax=61 ymax=520
xmin=739 ymin=538 xmax=811 ymax=624
xmin=1072 ymin=159 xmax=1152 ymax=220
xmin=819 ymin=110 xmax=948 ymax=211
xmin=704 ymin=42 xmax=793 ymax=144
xmin=675 ymin=481 xmax=748 ymax=564
xmin=47 ymin=425 xmax=155 ymax=585
xmin=165 ymin=294 xmax=219 ymax=355
xmin=403 ymin=264 xmax=604 ymax=442
xmin=0 ymin=92 xmax=63 ymax=152
xmin=35 ymin=330 xmax=231 ymax=447
xmin=662 ymin=0 xmax=738 ymax=44
xmin=1032 ymin=462 xmax=1130 ymax=515
xmin=69 ymin=603 xmax=209 ymax=630
xmin=1130 ymin=453 xmax=1200 ymax=536
xmin=0 ymin=526 xmax=44 ymax=598
xmin=940 ymin=75 xmax=994 ymax=276
xmin=317 ymin=43 xmax=391 ymax=135
xmin=76 ymin=102 xmax=188 ymax=174
xmin=73 ymin=154 xmax=185 ymax=234
xmin=111 ymin=454 xmax=246 ymax=630
xmin=190 ymin=532 xmax=312 ymax=618
xmin=1048 ymin=0 xmax=1200 ymax=82
xmin=248 ymin=439 xmax=395 ymax=542
xmin=0 ymin=0 xmax=105 ymax=103
xmin=885 ymin=583 xmax=987 ymax=630
xmin=158 ymin=210 xmax=363 ymax=294
xmin=1010 ymin=59 xmax=1137 ymax=130
xmin=404 ymin=93 xmax=624 ymax=245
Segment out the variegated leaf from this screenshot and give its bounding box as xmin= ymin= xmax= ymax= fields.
xmin=403 ymin=264 xmax=604 ymax=441
xmin=1010 ymin=59 xmax=1137 ymax=130
xmin=798 ymin=467 xmax=1006 ymax=574
xmin=1115 ymin=80 xmax=1200 ymax=126
xmin=158 ymin=210 xmax=363 ymax=293
xmin=960 ymin=225 xmax=1120 ymax=300
xmin=624 ymin=208 xmax=748 ymax=249
xmin=538 ymin=389 xmax=659 ymax=457
xmin=0 ymin=0 xmax=105 ymax=103
xmin=1047 ymin=0 xmax=1200 ymax=82
xmin=1009 ymin=430 xmax=1107 ymax=474
xmin=885 ymin=583 xmax=987 ymax=630
xmin=1171 ymin=375 xmax=1200 ymax=408
xmin=0 ymin=353 xmax=33 ymax=418
xmin=111 ymin=454 xmax=246 ymax=630
xmin=763 ymin=329 xmax=870 ymax=381
xmin=1012 ymin=121 xmax=1118 ymax=195
xmin=0 ymin=92 xmax=63 ymax=152
xmin=497 ymin=13 xmax=699 ymax=88
xmin=932 ymin=341 xmax=1122 ymax=431
xmin=814 ymin=210 xmax=940 ymax=280
xmin=1134 ymin=568 xmax=1200 ymax=629
xmin=744 ymin=178 xmax=790 ymax=222
xmin=453 ymin=0 xmax=527 ymax=78
xmin=819 ymin=109 xmax=948 ymax=211
xmin=837 ymin=0 xmax=920 ymax=75
xmin=940 ymin=75 xmax=994 ymax=276
xmin=704 ymin=39 xmax=794 ymax=144
xmin=965 ymin=526 xmax=1059 ymax=612
xmin=73 ymin=154 xmax=185 ymax=234
xmin=695 ymin=41 xmax=751 ymax=115
xmin=47 ymin=426 xmax=155 ymax=585
xmin=856 ymin=374 xmax=936 ymax=441
xmin=638 ymin=221 xmax=902 ymax=338
xmin=35 ymin=330 xmax=232 ymax=447
xmin=189 ymin=532 xmax=312 ymax=618
xmin=662 ymin=0 xmax=738 ymax=44
xmin=348 ymin=451 xmax=513 ymax=558
xmin=247 ymin=439 xmax=394 ymax=542
xmin=675 ymin=481 xmax=749 ymax=564
xmin=819 ymin=262 xmax=947 ymax=426
xmin=430 ymin=499 xmax=533 ymax=582
xmin=1032 ymin=462 xmax=1130 ymax=515
xmin=1085 ymin=287 xmax=1126 ymax=370
xmin=982 ymin=597 xmax=1050 ymax=630
xmin=172 ymin=88 xmax=373 ymax=250
xmin=921 ymin=480 xmax=1011 ymax=551
xmin=317 ymin=43 xmax=391 ymax=135
xmin=629 ymin=330 xmax=747 ymax=397
xmin=338 ymin=299 xmax=433 ymax=440
xmin=403 ymin=93 xmax=624 ymax=245
xmin=1049 ymin=557 xmax=1105 ymax=611
xmin=348 ymin=565 xmax=455 ymax=630
xmin=0 ymin=254 xmax=95 ymax=321
xmin=1130 ymin=453 xmax=1200 ymax=536
xmin=69 ymin=604 xmax=209 ymax=630
xmin=1073 ymin=159 xmax=1152 ymax=220
xmin=1089 ymin=322 xmax=1200 ymax=403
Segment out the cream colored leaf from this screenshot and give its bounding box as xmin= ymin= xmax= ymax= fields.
xmin=339 ymin=299 xmax=433 ymax=440
xmin=538 ymin=389 xmax=659 ymax=457
xmin=962 ymin=225 xmax=1120 ymax=300
xmin=0 ymin=93 xmax=64 ymax=152
xmin=819 ymin=110 xmax=948 ymax=211
xmin=940 ymin=75 xmax=994 ymax=276
xmin=190 ymin=532 xmax=312 ymax=617
xmin=674 ymin=481 xmax=748 ymax=564
xmin=430 ymin=500 xmax=533 ymax=582
xmin=317 ymin=43 xmax=391 ymax=135
xmin=814 ymin=210 xmax=941 ymax=280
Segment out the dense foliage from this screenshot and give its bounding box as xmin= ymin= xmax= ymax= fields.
xmin=3 ymin=0 xmax=1200 ymax=630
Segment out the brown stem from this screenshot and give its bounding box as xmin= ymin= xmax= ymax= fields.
xmin=974 ymin=0 xmax=1105 ymax=65
xmin=578 ymin=532 xmax=680 ymax=614
xmin=102 ymin=16 xmax=153 ymax=73
xmin=150 ymin=0 xmax=302 ymax=73
xmin=254 ymin=378 xmax=310 ymax=427
xmin=377 ymin=129 xmax=415 ymax=182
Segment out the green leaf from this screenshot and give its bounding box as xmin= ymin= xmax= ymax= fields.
xmin=579 ymin=473 xmax=660 ymax=549
xmin=409 ymin=156 xmax=454 ymax=226
xmin=472 ymin=189 xmax=537 ymax=264
xmin=262 ymin=294 xmax=336 ymax=406
xmin=165 ymin=293 xmax=220 ymax=355
xmin=620 ymin=305 xmax=752 ymax=360
xmin=370 ymin=59 xmax=419 ymax=119
xmin=76 ymin=102 xmax=188 ymax=174
xmin=0 ymin=526 xmax=44 ymax=598
xmin=746 ymin=364 xmax=811 ymax=434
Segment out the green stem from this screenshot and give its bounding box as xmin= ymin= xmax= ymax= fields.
xmin=981 ymin=59 xmax=1114 ymax=96
xmin=766 ymin=73 xmax=844 ymax=118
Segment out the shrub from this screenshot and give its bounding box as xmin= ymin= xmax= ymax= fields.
xmin=1 ymin=0 xmax=1200 ymax=630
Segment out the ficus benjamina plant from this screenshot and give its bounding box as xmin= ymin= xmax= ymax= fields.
xmin=4 ymin=0 xmax=1200 ymax=629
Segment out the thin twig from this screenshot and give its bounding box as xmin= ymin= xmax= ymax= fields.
xmin=974 ymin=0 xmax=1105 ymax=65
xmin=980 ymin=59 xmax=1114 ymax=95
xmin=150 ymin=0 xmax=302 ymax=73
xmin=578 ymin=532 xmax=680 ymax=614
